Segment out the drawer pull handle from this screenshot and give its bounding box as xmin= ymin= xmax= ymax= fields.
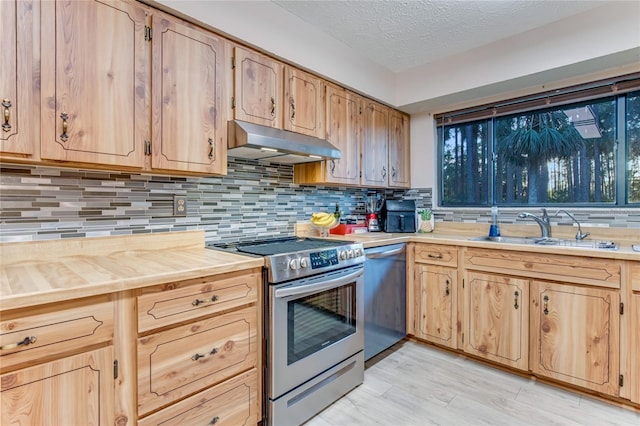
xmin=208 ymin=138 xmax=214 ymax=160
xmin=191 ymin=347 xmax=218 ymax=361
xmin=2 ymin=98 xmax=11 ymax=132
xmin=60 ymin=112 xmax=69 ymax=142
xmin=543 ymin=295 xmax=549 ymax=315
xmin=1 ymin=336 xmax=37 ymax=350
xmin=382 ymin=166 xmax=387 ymax=178
xmin=192 ymin=295 xmax=219 ymax=306
xmin=445 ymin=279 xmax=450 ymax=296
xmin=290 ymin=101 xmax=295 ymax=120
xmin=270 ymin=97 xmax=276 ymax=116
xmin=209 ymin=416 xmax=220 ymax=425
xmin=514 ymin=290 xmax=519 ymax=310
xmin=330 ymin=160 xmax=336 ymax=174
xmin=427 ymin=254 xmax=443 ymax=259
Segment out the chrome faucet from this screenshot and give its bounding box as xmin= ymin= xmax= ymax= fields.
xmin=518 ymin=208 xmax=551 ymax=238
xmin=555 ymin=209 xmax=590 ymax=240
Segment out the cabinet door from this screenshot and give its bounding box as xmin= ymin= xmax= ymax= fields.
xmin=233 ymin=47 xmax=283 ymax=128
xmin=464 ymin=272 xmax=529 ymax=370
xmin=151 ymin=13 xmax=229 ymax=175
xmin=40 ymin=0 xmax=149 ymax=168
xmin=632 ymin=291 xmax=640 ymax=404
xmin=0 ymin=0 xmax=38 ymax=158
xmin=530 ymin=280 xmax=620 ymax=396
xmin=283 ymin=66 xmax=324 ymax=138
xmin=361 ymin=100 xmax=389 ymax=187
xmin=412 ymin=264 xmax=457 ymax=349
xmin=388 ymin=110 xmax=411 ymax=188
xmin=1 ymin=346 xmax=114 ymax=425
xmin=324 ymin=84 xmax=361 ymax=184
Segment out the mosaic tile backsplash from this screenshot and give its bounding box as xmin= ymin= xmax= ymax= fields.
xmin=0 ymin=160 xmax=428 ymax=243
xmin=1 ymin=159 xmax=637 ymax=243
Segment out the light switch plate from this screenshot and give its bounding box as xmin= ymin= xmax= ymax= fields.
xmin=173 ymin=195 xmax=187 ymax=217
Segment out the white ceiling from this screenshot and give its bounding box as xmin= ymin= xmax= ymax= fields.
xmin=271 ymin=0 xmax=609 ymax=73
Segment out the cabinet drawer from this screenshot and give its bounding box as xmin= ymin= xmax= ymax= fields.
xmin=137 ymin=306 xmax=258 ymax=415
xmin=0 ymin=295 xmax=113 ymax=372
xmin=464 ymin=248 xmax=621 ymax=288
xmin=138 ymin=369 xmax=258 ymax=426
xmin=137 ymin=269 xmax=260 ymax=333
xmin=414 ymin=243 xmax=458 ymax=267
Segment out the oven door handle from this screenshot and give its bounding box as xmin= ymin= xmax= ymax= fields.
xmin=274 ymin=268 xmax=363 ymax=299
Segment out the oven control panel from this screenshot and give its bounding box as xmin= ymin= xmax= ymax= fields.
xmin=269 ymin=243 xmax=365 ymax=283
xmin=309 ymin=249 xmax=339 ymax=269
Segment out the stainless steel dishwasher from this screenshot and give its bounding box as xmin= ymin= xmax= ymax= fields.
xmin=363 ymin=243 xmax=406 ymax=360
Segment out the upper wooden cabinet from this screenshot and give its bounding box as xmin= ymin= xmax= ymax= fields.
xmin=40 ymin=0 xmax=149 ymax=169
xmin=150 ymin=12 xmax=229 ymax=175
xmin=233 ymin=47 xmax=283 ymax=129
xmin=388 ymin=110 xmax=411 ymax=188
xmin=283 ymin=66 xmax=325 ymax=138
xmin=294 ymin=84 xmax=361 ymax=186
xmin=0 ymin=0 xmax=38 ymax=159
xmin=361 ymin=100 xmax=389 ymax=187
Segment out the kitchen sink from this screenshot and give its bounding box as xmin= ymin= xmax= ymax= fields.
xmin=469 ymin=236 xmax=619 ymax=250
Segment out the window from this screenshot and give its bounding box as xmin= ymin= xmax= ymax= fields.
xmin=627 ymin=92 xmax=640 ymax=203
xmin=437 ymin=80 xmax=639 ymax=207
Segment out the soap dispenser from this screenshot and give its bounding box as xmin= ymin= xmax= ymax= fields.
xmin=489 ymin=206 xmax=501 ymax=237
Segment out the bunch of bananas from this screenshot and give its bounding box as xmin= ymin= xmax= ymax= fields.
xmin=310 ymin=212 xmax=338 ymax=228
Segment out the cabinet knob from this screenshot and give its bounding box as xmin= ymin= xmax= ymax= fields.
xmin=208 ymin=138 xmax=214 ymax=160
xmin=1 ymin=336 xmax=37 ymax=351
xmin=2 ymin=98 xmax=11 ymax=132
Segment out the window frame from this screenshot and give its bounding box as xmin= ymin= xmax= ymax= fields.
xmin=436 ymin=79 xmax=640 ymax=208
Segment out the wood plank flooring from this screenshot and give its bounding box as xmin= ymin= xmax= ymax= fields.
xmin=305 ymin=340 xmax=640 ymax=426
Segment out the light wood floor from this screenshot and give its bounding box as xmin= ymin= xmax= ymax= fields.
xmin=305 ymin=340 xmax=640 ymax=426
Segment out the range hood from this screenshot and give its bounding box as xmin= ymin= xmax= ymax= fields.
xmin=227 ymin=120 xmax=341 ymax=164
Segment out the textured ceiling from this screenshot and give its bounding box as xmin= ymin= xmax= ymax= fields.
xmin=272 ymin=0 xmax=609 ymax=73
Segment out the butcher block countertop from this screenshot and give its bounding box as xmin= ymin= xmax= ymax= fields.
xmin=2 ymin=224 xmax=638 ymax=311
xmin=0 ymin=231 xmax=263 ymax=311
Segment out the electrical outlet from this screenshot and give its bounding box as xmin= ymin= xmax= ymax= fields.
xmin=173 ymin=195 xmax=187 ymax=217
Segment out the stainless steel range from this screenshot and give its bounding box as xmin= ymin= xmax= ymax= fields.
xmin=212 ymin=237 xmax=365 ymax=426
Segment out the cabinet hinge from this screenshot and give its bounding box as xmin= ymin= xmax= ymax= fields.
xmin=144 ymin=26 xmax=152 ymax=41
xmin=619 ymin=374 xmax=624 ymax=387
xmin=231 ymin=97 xmax=235 ymax=109
xmin=620 ymin=302 xmax=624 ymax=315
xmin=113 ymin=360 xmax=119 ymax=380
xmin=144 ymin=140 xmax=152 ymax=156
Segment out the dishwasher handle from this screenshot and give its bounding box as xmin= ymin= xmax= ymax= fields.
xmin=365 ymin=246 xmax=405 ymax=259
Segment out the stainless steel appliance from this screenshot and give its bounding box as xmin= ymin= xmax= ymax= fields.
xmin=363 ymin=244 xmax=406 ymax=360
xmin=211 ymin=237 xmax=365 ymax=426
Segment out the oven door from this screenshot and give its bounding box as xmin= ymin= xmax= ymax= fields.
xmin=269 ymin=265 xmax=364 ymax=399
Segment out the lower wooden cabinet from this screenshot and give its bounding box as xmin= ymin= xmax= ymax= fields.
xmin=530 ymin=280 xmax=620 ymax=396
xmin=1 ymin=346 xmax=115 ymax=425
xmin=138 ymin=369 xmax=258 ymax=426
xmin=137 ymin=305 xmax=258 ymax=415
xmin=463 ymin=271 xmax=529 ymax=371
xmin=411 ymin=264 xmax=457 ymax=349
xmin=631 ymin=290 xmax=640 ymax=404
